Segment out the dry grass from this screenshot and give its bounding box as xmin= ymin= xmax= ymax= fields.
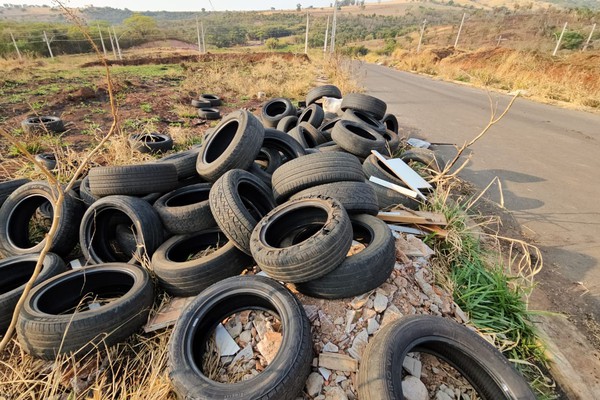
xmin=387 ymin=46 xmax=600 ymax=109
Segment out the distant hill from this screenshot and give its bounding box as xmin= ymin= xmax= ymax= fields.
xmin=0 ymin=0 xmax=598 ymax=25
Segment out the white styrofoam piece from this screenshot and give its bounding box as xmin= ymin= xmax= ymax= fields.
xmin=372 ymin=150 xmax=432 ymax=195
xmin=215 ymin=323 xmax=240 ymax=356
xmin=369 ymin=176 xmax=418 ymax=199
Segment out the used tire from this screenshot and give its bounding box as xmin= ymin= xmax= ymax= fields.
xmin=249 ymin=147 xmax=283 ymax=187
xmin=0 ymin=181 xmax=83 ymax=257
xmin=290 ymin=181 xmax=379 ymax=216
xmin=21 ymin=116 xmax=65 ymax=134
xmin=288 ymin=123 xmax=325 ymax=149
xmin=341 ymin=109 xmax=386 ymax=134
xmin=79 ymin=176 xmax=100 ymax=207
xmin=381 ymin=113 xmax=399 ymax=134
xmin=250 ymin=196 xmax=352 ymax=283
xmin=401 ymin=148 xmax=445 ymax=173
xmin=128 ymin=133 xmax=174 ymax=154
xmin=191 ymin=99 xmax=211 ymax=108
xmin=17 ymin=263 xmax=154 ymax=360
xmin=88 ymin=163 xmax=178 ymax=197
xmin=156 ymin=148 xmax=202 ymax=180
xmin=382 ymin=129 xmax=401 ymax=155
xmin=196 ymin=110 xmax=264 ymax=182
xmin=294 ymin=214 xmax=395 ymax=299
xmin=306 ymin=85 xmax=342 ymax=106
xmin=341 ymin=93 xmax=387 ymax=120
xmin=271 ymin=152 xmax=364 ymax=203
xmin=80 ymin=195 xmax=164 ymax=264
xmin=0 ymin=253 xmax=66 ymax=333
xmin=198 ymin=108 xmax=222 ymax=120
xmin=34 ymin=153 xmax=57 ymax=170
xmin=331 ymin=120 xmax=389 ymax=158
xmin=200 ymin=94 xmax=222 ymax=107
xmin=298 ymin=104 xmax=325 ymax=128
xmin=357 ymin=315 xmax=536 ymax=400
xmin=276 ymin=115 xmax=299 ymax=133
xmin=169 ymin=275 xmax=312 ymax=400
xmin=362 ymin=154 xmax=406 ymax=187
xmin=368 ymin=181 xmax=421 ymax=210
xmin=152 ymin=228 xmax=252 ymax=297
xmin=154 ymin=183 xmax=215 ymax=235
xmin=209 ymin=169 xmax=276 ymax=254
xmin=0 ymin=179 xmax=29 ymax=207
xmin=261 ymin=98 xmax=296 ymax=128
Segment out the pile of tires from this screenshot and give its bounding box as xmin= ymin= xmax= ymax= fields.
xmin=0 ymin=85 xmax=464 ymax=400
xmin=191 ymin=93 xmax=223 ymax=120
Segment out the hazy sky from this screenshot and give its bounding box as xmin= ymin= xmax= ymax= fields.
xmin=18 ymin=1 xmax=346 ymax=12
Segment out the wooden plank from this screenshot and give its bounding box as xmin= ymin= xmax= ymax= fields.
xmin=418 ymin=224 xmax=449 ymax=238
xmin=369 ymin=176 xmax=418 ymax=199
xmin=372 ymin=150 xmax=432 ymax=196
xmin=377 ymin=211 xmax=447 ymax=226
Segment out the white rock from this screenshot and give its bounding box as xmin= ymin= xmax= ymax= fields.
xmin=373 ymin=292 xmax=388 ymax=313
xmin=306 ymin=372 xmax=324 ymax=397
xmin=348 ymin=329 xmax=368 ymax=360
xmin=319 ymin=367 xmax=332 ymax=381
xmin=345 ymin=310 xmax=356 ymax=333
xmin=238 ymin=330 xmax=252 ymax=345
xmin=402 ymin=356 xmax=422 ymax=379
xmin=367 ymin=318 xmax=380 ymax=335
xmin=401 ymin=376 xmax=428 ymax=400
xmin=380 ymin=304 xmax=402 ymax=327
xmin=325 ymin=386 xmax=348 ymax=400
xmin=454 ymin=303 xmax=469 ymax=322
xmin=436 ymin=390 xmax=453 ymax=400
xmin=232 ymin=343 xmax=253 ymax=363
xmin=323 ymin=342 xmax=339 ymax=353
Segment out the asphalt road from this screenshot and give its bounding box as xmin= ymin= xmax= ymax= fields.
xmin=358 ymin=62 xmax=600 ymax=316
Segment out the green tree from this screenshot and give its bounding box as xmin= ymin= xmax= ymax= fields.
xmin=265 ymin=37 xmax=280 ymax=49
xmin=123 ymin=13 xmax=158 ymax=39
xmin=561 ymin=31 xmax=584 ymax=50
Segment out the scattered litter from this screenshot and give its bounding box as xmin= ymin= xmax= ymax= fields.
xmin=215 ymin=323 xmax=240 ymax=356
xmin=407 ymin=138 xmax=431 ymax=149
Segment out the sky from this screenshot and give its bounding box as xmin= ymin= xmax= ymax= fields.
xmin=17 ymin=1 xmax=349 ymax=12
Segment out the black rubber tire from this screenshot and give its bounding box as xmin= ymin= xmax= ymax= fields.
xmin=261 ymin=98 xmax=297 ymax=128
xmin=341 ymin=109 xmax=386 ymax=134
xmin=294 ymin=214 xmax=395 ymax=299
xmin=0 ymin=179 xmax=29 ymax=207
xmin=156 ymin=148 xmax=202 ymax=180
xmin=341 ymin=93 xmax=387 ymax=120
xmin=381 ymin=113 xmax=399 ymax=134
xmin=298 ymin=104 xmax=325 ymax=128
xmin=368 ymin=181 xmax=421 ymax=211
xmin=80 ymin=195 xmax=164 ymax=264
xmin=34 ymin=153 xmax=57 ymax=170
xmin=290 ymin=181 xmax=379 ymax=216
xmin=197 ymin=108 xmax=222 ymax=120
xmin=128 ymin=133 xmax=174 ymax=154
xmin=88 ymin=163 xmax=178 ymax=197
xmin=382 ymin=129 xmax=401 ymax=155
xmin=362 ymin=154 xmax=406 ymax=187
xmin=401 ymin=148 xmax=446 ymax=173
xmin=276 ymin=115 xmax=299 ymax=133
xmin=209 ymin=169 xmax=276 ymax=255
xmin=196 ymin=110 xmax=265 ymax=182
xmin=306 ymin=85 xmax=342 ymax=106
xmin=319 ymin=117 xmax=341 ymax=134
xmin=169 ymin=275 xmax=312 ymax=400
xmin=0 ymin=253 xmax=66 ymax=333
xmin=288 ymin=123 xmax=325 ymax=149
xmin=152 ymin=228 xmax=252 ymax=297
xmin=331 ymin=120 xmax=389 ymax=158
xmin=315 ymin=141 xmax=345 ymax=153
xmin=0 ymin=181 xmax=83 ymax=257
xmin=17 ymin=263 xmax=154 ymax=360
xmin=357 ymin=315 xmax=536 ymax=400
xmin=115 ymin=224 xmax=138 ymax=256
xmin=79 ymin=176 xmax=99 ymax=207
xmin=260 ymin=128 xmax=306 ymax=162
xmin=154 ymin=183 xmax=216 ymax=235
xmin=271 ymin=152 xmax=364 ymax=203
xmin=21 ymin=116 xmax=65 ymax=134
xmin=200 ymin=94 xmax=222 ymax=107
xmin=191 ymin=99 xmax=211 ymax=108
xmin=249 ymin=147 xmax=283 ymax=187
xmin=250 ymin=196 xmax=352 ymax=283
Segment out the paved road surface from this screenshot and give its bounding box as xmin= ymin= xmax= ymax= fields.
xmin=358 ymin=62 xmax=600 ymax=395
